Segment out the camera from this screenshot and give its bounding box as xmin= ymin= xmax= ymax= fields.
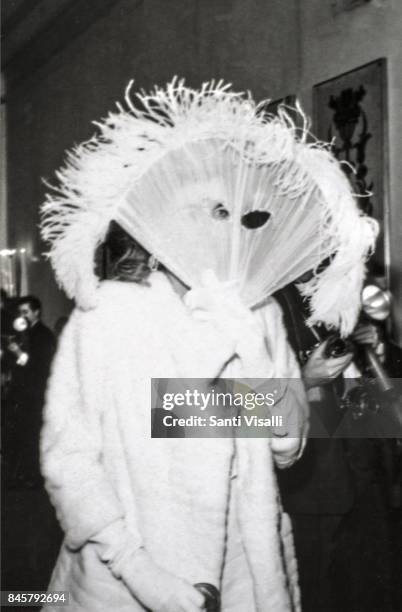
xmin=324 ymin=334 xmax=354 ymax=359
xmin=299 ymin=334 xmax=353 ymax=365
xmin=1 ymin=316 xmax=29 ymax=356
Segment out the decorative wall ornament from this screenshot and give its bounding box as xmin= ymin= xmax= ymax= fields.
xmin=313 ymin=59 xmax=389 ymax=281
xmin=328 ymin=85 xmax=373 ymax=216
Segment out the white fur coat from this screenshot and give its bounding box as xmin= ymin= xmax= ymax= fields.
xmin=41 ymin=274 xmax=304 ymax=611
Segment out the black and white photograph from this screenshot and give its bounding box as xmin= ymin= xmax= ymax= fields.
xmin=1 ymin=1 xmax=402 ymax=611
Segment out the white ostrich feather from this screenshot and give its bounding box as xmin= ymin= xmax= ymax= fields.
xmin=41 ymin=77 xmax=378 ymax=335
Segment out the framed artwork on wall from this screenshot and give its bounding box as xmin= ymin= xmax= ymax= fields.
xmin=313 ymin=58 xmax=389 ymax=282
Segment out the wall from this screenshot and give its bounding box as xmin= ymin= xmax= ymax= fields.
xmin=0 ymin=74 xmax=6 ymax=250
xmin=5 ymin=0 xmax=299 ymax=327
xmin=297 ymin=0 xmax=402 ymax=343
xmin=5 ymin=0 xmax=402 ymax=342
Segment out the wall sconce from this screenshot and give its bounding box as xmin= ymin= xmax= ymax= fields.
xmin=0 ymin=247 xmax=32 ymax=296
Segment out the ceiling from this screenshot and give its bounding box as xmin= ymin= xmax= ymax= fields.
xmin=1 ymin=0 xmax=119 ymax=88
xmin=2 ymin=0 xmax=78 ymax=67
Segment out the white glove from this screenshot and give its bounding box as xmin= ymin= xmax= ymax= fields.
xmin=185 ymin=270 xmax=271 ymax=377
xmin=92 ymin=520 xmax=204 ymax=612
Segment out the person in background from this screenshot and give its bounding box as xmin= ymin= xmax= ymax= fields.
xmin=7 ymin=295 xmax=56 ymax=486
xmin=1 ymin=288 xmax=14 ymax=393
xmin=1 ymin=288 xmax=16 ymax=480
xmin=2 ymin=295 xmax=62 ymax=595
xmin=10 ymin=295 xmax=56 ymax=378
xmin=275 ymin=280 xmax=393 ymax=612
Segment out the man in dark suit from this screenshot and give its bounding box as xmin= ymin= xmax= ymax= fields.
xmin=7 ymin=295 xmax=56 ymax=486
xmin=275 ymin=282 xmax=392 ymax=612
xmin=3 ymin=299 xmax=62 ymax=593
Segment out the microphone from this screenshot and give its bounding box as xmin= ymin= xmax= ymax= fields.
xmin=361 ymin=284 xmax=393 ymax=393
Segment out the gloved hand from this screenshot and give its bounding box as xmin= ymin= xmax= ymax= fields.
xmin=185 ymin=270 xmax=271 ymax=377
xmin=91 ymin=520 xmax=204 ymax=612
xmin=119 ymin=549 xmax=205 ymax=612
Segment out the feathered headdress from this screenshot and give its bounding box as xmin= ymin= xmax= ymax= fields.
xmin=41 ymin=77 xmax=378 ymax=335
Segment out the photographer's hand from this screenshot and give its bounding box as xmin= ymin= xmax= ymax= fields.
xmin=302 ymin=340 xmax=353 ymax=389
xmin=8 ymin=341 xmax=22 ymax=355
xmin=352 ymin=323 xmax=379 ymax=347
xmin=7 ymin=341 xmax=29 ymax=366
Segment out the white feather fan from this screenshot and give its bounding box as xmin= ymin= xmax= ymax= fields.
xmin=41 ymin=78 xmax=378 ymax=335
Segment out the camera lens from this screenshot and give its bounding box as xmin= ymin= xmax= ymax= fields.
xmin=325 ymin=335 xmax=351 ymax=358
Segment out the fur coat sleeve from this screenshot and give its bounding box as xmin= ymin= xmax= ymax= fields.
xmin=40 ymin=307 xmax=142 ymax=552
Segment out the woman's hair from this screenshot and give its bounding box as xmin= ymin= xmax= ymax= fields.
xmin=104 ymin=221 xmax=157 ymax=283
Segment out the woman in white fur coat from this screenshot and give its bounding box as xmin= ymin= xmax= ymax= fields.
xmin=39 ymin=78 xmax=377 ymax=611
xmin=41 ymin=221 xmax=308 ymax=612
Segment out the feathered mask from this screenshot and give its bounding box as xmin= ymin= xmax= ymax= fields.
xmin=41 ymin=77 xmax=378 ymax=335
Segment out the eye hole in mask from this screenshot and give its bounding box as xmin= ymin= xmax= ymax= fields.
xmin=211 ymin=203 xmax=230 ymax=220
xmin=241 ymin=210 xmax=271 ymax=229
